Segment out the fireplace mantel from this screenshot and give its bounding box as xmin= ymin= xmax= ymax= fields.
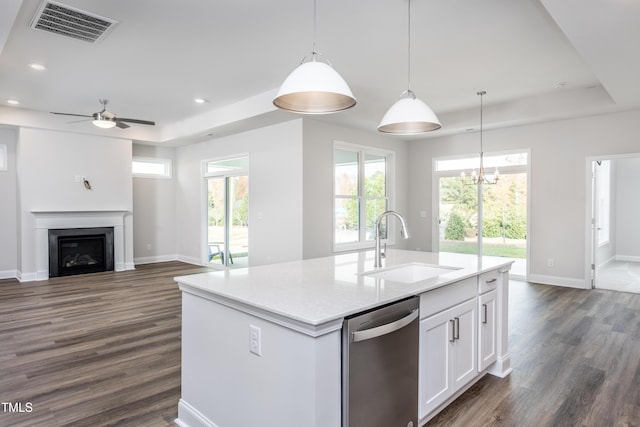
xmin=32 ymin=210 xmax=131 ymax=280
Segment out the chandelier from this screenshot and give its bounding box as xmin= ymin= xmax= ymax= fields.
xmin=461 ymin=91 xmax=499 ymax=185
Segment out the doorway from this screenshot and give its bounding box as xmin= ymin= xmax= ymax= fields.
xmin=588 ymin=154 xmax=640 ymax=292
xmin=204 ymin=156 xmax=249 ymax=269
xmin=434 ymin=151 xmax=529 ymax=278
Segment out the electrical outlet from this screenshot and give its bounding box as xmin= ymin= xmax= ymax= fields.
xmin=249 ymin=325 xmax=261 ymax=356
xmin=547 ymin=258 xmax=555 ymax=267
xmin=146 ymin=244 xmax=152 ymax=250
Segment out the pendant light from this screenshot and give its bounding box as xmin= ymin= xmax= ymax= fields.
xmin=273 ymin=0 xmax=356 ymax=114
xmin=378 ymin=0 xmax=441 ymax=134
xmin=461 ymin=91 xmax=499 ymax=185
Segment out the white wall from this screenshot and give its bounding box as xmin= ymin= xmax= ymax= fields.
xmin=616 ymin=157 xmax=640 ymax=260
xmin=0 ymin=128 xmax=17 ymax=278
xmin=175 ymin=119 xmax=304 ymax=266
xmin=132 ymin=144 xmax=177 ymax=264
xmin=16 ymin=128 xmax=134 ymax=279
xmin=408 ymin=109 xmax=640 ymax=288
xmin=302 ymin=119 xmax=411 ymax=259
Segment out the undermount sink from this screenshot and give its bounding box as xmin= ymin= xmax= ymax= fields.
xmin=361 ymin=262 xmax=461 ymax=284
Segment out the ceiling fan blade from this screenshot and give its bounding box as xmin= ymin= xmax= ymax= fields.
xmin=115 ymin=121 xmax=130 ymax=129
xmin=67 ymin=118 xmax=92 ymax=124
xmin=117 ymin=118 xmax=156 ymax=126
xmin=51 ymin=112 xmax=92 ymax=118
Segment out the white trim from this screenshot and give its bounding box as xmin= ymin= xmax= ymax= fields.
xmin=527 ymin=273 xmax=590 ymax=289
xmin=134 ymin=255 xmax=178 ymax=265
xmin=0 ymin=270 xmax=17 ymax=280
xmin=177 ymin=399 xmax=218 ymax=427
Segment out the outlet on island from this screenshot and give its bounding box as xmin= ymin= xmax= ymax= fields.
xmin=249 ymin=325 xmax=261 ymax=356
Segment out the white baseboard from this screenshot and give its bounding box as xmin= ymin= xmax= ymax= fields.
xmin=616 ymin=255 xmax=640 ymax=263
xmin=177 ymin=399 xmax=218 ymax=427
xmin=487 ymin=354 xmax=512 ymax=378
xmin=177 ymin=254 xmax=204 ymax=266
xmin=0 ymin=270 xmax=17 ymax=280
xmin=134 ymin=254 xmax=179 ymax=265
xmin=527 ymin=274 xmax=589 ymax=289
xmin=17 ymin=271 xmax=39 ymax=282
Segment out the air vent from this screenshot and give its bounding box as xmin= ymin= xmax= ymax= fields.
xmin=30 ymin=1 xmax=118 ymax=43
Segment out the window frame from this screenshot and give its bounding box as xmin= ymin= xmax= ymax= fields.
xmin=333 ymin=140 xmax=395 ymax=252
xmin=132 ymin=156 xmax=172 ymax=179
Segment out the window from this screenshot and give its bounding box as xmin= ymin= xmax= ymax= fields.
xmin=334 ymin=142 xmax=394 ymax=251
xmin=0 ymin=144 xmax=6 ymax=171
xmin=132 ymin=157 xmax=172 ymax=178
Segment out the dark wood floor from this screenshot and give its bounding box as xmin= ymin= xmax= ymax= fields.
xmin=427 ymin=280 xmax=640 ymax=427
xmin=0 ymin=262 xmax=211 ymax=427
xmin=2 ymin=263 xmax=639 ymax=426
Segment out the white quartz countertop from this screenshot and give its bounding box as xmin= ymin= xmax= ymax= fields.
xmin=175 ymin=249 xmax=513 ymax=333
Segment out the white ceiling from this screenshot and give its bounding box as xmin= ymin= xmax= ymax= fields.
xmin=0 ymin=0 xmax=638 ymax=145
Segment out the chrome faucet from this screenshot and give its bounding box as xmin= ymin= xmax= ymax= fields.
xmin=374 ymin=210 xmax=409 ymax=267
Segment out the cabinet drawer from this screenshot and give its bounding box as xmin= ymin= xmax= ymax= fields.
xmin=420 ymin=277 xmax=476 ymax=319
xmin=478 ymin=269 xmax=499 ymax=294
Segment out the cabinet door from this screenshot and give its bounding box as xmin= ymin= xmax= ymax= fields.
xmin=450 ymin=298 xmax=477 ymax=391
xmin=419 ymin=308 xmax=453 ymax=418
xmin=478 ymin=290 xmax=497 ymax=371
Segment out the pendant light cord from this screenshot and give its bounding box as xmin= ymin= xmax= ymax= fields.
xmin=478 ymin=90 xmax=486 ymax=173
xmin=312 ymin=0 xmax=317 ymax=55
xmin=407 ymin=0 xmax=412 ymax=92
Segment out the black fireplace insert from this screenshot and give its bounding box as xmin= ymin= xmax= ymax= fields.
xmin=48 ymin=227 xmax=115 ymax=277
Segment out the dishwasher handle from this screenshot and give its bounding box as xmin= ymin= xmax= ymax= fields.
xmin=352 ymin=309 xmax=419 ymax=343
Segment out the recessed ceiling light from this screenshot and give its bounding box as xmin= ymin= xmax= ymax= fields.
xmin=194 ymin=98 xmax=208 ymax=104
xmin=29 ymin=63 xmax=46 ymax=71
xmin=7 ymin=99 xmax=20 ymax=105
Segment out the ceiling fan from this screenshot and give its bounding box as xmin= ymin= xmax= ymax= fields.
xmin=51 ymin=99 xmax=156 ymax=129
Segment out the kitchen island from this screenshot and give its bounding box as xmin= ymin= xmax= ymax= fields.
xmin=174 ymin=249 xmax=513 ymax=427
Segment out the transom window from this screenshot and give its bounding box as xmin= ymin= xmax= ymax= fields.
xmin=132 ymin=157 xmax=172 ymax=178
xmin=334 ymin=141 xmax=394 ymax=251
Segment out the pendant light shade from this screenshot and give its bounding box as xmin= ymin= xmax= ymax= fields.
xmin=273 ymin=56 xmax=356 ymax=114
xmin=273 ymin=0 xmax=356 ymax=114
xmin=378 ymin=90 xmax=441 ymax=134
xmin=378 ymin=0 xmax=441 ymax=135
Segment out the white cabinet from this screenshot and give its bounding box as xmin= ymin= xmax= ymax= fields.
xmin=478 ymin=289 xmax=497 ymax=371
xmin=419 ymin=297 xmax=477 ymax=418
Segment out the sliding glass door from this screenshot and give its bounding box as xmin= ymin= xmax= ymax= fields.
xmin=435 ymin=152 xmax=528 ymax=277
xmin=204 ymin=156 xmax=249 ymax=268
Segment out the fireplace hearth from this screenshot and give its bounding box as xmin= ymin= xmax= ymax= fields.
xmin=48 ymin=227 xmax=115 ymax=277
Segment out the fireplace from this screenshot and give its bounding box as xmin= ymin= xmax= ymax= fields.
xmin=48 ymin=227 xmax=115 ymax=277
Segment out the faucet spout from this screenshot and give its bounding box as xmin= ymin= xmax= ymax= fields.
xmin=374 ymin=210 xmax=409 ymax=268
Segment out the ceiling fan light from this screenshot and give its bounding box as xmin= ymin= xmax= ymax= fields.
xmin=273 ymin=60 xmax=356 ymax=114
xmin=92 ymin=112 xmax=116 ymax=129
xmin=378 ymin=91 xmax=441 ymax=134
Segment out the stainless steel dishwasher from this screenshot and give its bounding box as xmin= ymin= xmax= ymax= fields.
xmin=342 ymin=296 xmax=419 ymax=427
